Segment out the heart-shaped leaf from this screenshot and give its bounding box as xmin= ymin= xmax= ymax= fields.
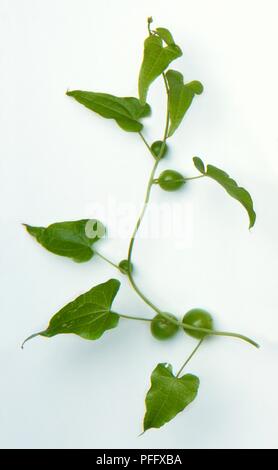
xmin=67 ymin=91 xmax=151 ymax=132
xmin=23 ymin=279 xmax=121 ymax=346
xmin=166 ymin=70 xmax=203 ymax=137
xmin=24 ymin=219 xmax=105 ymax=262
xmin=138 ymin=33 xmax=182 ymax=105
xmin=193 ymin=157 xmax=256 ymax=228
xmin=143 ymin=363 xmax=199 ymax=431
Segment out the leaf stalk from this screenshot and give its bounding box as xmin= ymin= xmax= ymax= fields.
xmin=176 ymin=339 xmax=204 ymax=377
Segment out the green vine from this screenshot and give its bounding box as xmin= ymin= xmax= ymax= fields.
xmin=23 ymin=19 xmax=258 ymax=432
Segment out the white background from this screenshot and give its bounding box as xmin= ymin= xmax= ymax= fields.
xmin=1 ymin=0 xmax=278 ymax=449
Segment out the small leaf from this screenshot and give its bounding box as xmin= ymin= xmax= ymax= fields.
xmin=24 ymin=219 xmax=105 ymax=262
xmin=67 ymin=91 xmax=151 ymax=132
xmin=143 ymin=363 xmax=199 ymax=431
xmin=193 ymin=157 xmax=256 ymax=228
xmin=24 ymin=279 xmax=121 ymax=344
xmin=193 ymin=156 xmax=205 ymax=173
xmin=138 ymin=34 xmax=182 ymax=105
xmin=166 ymin=70 xmax=203 ymax=137
xmin=155 ymin=28 xmax=175 ymax=45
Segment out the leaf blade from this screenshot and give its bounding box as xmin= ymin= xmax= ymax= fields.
xmin=166 ymin=70 xmax=203 ymax=137
xmin=193 ymin=157 xmax=256 ymax=228
xmin=24 ymin=219 xmax=105 ymax=262
xmin=143 ymin=363 xmax=199 ymax=431
xmin=42 ymin=279 xmax=120 ymax=341
xmin=138 ymin=34 xmax=182 ymax=105
xmin=67 ymin=90 xmax=151 ymax=132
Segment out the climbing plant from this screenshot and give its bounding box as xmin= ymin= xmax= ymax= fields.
xmin=23 ymin=17 xmax=258 ymax=432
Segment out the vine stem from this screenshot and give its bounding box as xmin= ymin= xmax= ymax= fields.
xmin=176 ymin=339 xmax=204 ymax=377
xmin=126 ymin=72 xmax=170 ymax=315
xmin=126 ymin=157 xmax=161 ymax=314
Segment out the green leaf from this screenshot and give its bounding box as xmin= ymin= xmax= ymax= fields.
xmin=143 ymin=363 xmax=199 ymax=431
xmin=138 ymin=34 xmax=182 ymax=105
xmin=193 ymin=157 xmax=256 ymax=228
xmin=192 ymin=156 xmax=205 ymax=173
xmin=66 ymin=91 xmax=151 ymax=132
xmin=24 ymin=219 xmax=105 ymax=262
xmin=166 ymin=70 xmax=203 ymax=137
xmin=23 ymin=279 xmax=121 ymax=346
xmin=155 ymin=28 xmax=175 ymax=45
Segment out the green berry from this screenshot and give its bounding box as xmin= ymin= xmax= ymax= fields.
xmin=183 ymin=309 xmax=214 ymax=339
xmin=119 ymin=259 xmax=133 ymax=275
xmin=151 ymin=313 xmax=179 ymax=340
xmin=157 ymin=170 xmax=185 ymax=191
xmin=151 ymin=140 xmax=168 ymax=159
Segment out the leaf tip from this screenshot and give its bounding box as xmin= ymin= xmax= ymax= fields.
xmin=248 ymin=212 xmax=256 ymax=230
xmin=23 ymin=223 xmax=45 ymax=239
xmin=23 ymin=223 xmax=33 ymax=234
xmin=21 ymin=331 xmax=43 ymax=349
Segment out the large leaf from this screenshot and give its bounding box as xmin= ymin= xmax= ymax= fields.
xmin=24 ymin=219 xmax=105 ymax=262
xmin=67 ymin=91 xmax=151 ymax=132
xmin=166 ymin=70 xmax=203 ymax=137
xmin=23 ymin=279 xmax=121 ymax=345
xmin=193 ymin=157 xmax=256 ymax=228
xmin=143 ymin=363 xmax=199 ymax=431
xmin=138 ymin=33 xmax=182 ymax=105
